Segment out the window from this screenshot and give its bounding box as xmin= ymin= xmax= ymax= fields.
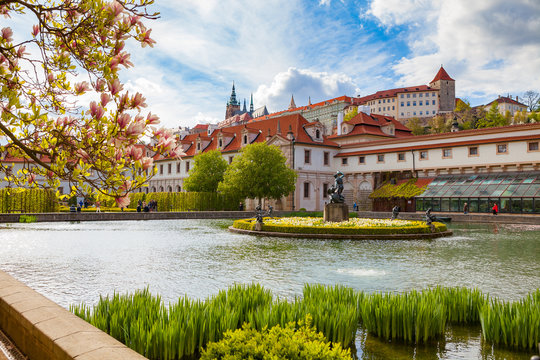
xmin=342 ymin=157 xmax=348 ymax=165
xmin=400 ymin=94 xmax=404 ymax=98
xmin=167 ymin=163 xmax=172 ymax=173
xmin=303 ymin=182 xmax=310 ymax=198
xmin=359 ymin=156 xmax=365 ymax=164
xmin=413 ymin=112 xmax=417 ymax=116
xmin=528 ymin=141 xmax=539 ymax=152
xmin=419 ymin=111 xmax=423 ymax=115
xmin=229 ymin=156 xmax=234 ymax=164
xmin=413 ymin=101 xmax=417 ymax=106
xmin=401 ymin=102 xmax=404 ymax=107
xmin=442 ymin=148 xmax=452 ymax=158
xmin=378 ymin=107 xmax=381 ymax=112
xmin=398 ymin=153 xmax=405 ymax=161
xmin=316 ymin=129 xmax=320 ymax=139
xmin=323 ymin=151 xmax=329 ymax=166
xmin=383 ymin=99 xmax=386 ymax=103
xmin=469 ymin=146 xmax=478 ymax=156
xmin=497 ymin=143 xmax=508 ymax=154
xmin=185 ymin=161 xmax=190 ymax=172
xmin=219 ymin=138 xmax=223 ymax=147
xmin=323 ymin=183 xmax=328 ymax=197
xmin=419 ymin=101 xmax=423 ymax=106
xmin=243 ymin=135 xmax=248 ymax=144
xmin=432 ymin=110 xmax=436 ymax=114
xmin=197 ymin=143 xmax=200 ymax=151
xmin=392 ymin=106 xmax=395 ymax=110
xmin=159 ymin=164 xmax=163 ymax=174
xmin=401 ymin=112 xmax=404 ymax=116
xmin=432 ymin=100 xmax=436 ymax=105
xmin=419 ymin=151 xmax=428 ymax=160
xmin=377 ymin=154 xmax=385 ymax=163
xmin=407 ymin=102 xmax=410 ymax=106
xmin=304 ymin=149 xmax=311 ymax=164
xmin=413 ymin=94 xmax=416 ymax=98
xmin=378 ymin=100 xmax=381 ymax=104
xmin=419 ymin=93 xmax=423 ymax=98
xmin=176 ymin=162 xmax=181 ymax=173
xmin=407 ymin=94 xmax=410 ymax=98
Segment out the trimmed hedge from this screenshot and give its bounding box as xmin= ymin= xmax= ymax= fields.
xmin=0 ymin=188 xmax=59 ymax=213
xmin=128 ymin=192 xmax=241 ymax=212
xmin=233 ymin=217 xmax=447 ymax=235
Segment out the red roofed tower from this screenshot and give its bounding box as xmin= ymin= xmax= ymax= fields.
xmin=429 ymin=66 xmax=455 ymax=113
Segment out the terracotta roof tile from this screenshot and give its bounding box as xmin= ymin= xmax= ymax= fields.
xmin=430 ymin=66 xmax=454 ymax=83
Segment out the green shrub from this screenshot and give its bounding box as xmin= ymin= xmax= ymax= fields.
xmin=0 ymin=188 xmax=58 ymax=213
xmin=201 ymin=315 xmax=352 ymax=360
xmin=19 ymin=214 xmax=37 ymax=223
xmin=131 ymin=192 xmax=241 ymax=211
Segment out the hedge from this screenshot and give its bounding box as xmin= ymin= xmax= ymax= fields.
xmin=233 ymin=218 xmax=447 ymax=235
xmin=0 ymin=188 xmax=59 ymax=213
xmin=128 ymin=192 xmax=241 ymax=212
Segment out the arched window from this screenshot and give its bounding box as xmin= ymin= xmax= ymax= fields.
xmin=176 ymin=185 xmax=181 ymax=192
xmin=159 ymin=186 xmax=164 ymax=192
xmin=219 ymin=138 xmax=223 ymax=147
xmin=151 ymin=187 xmax=156 ymax=193
xmin=167 ymin=186 xmax=172 ymax=192
xmin=243 ymin=135 xmax=248 ymax=144
xmin=315 ymin=129 xmax=320 ymax=139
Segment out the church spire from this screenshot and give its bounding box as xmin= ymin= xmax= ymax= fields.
xmin=250 ymin=93 xmax=254 ymax=112
xmin=288 ymin=94 xmax=296 ymax=110
xmin=308 ymin=96 xmax=312 ymax=105
xmin=228 ymin=81 xmax=239 ymax=106
xmin=242 ymin=98 xmax=247 ymax=112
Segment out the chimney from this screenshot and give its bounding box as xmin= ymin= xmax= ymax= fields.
xmin=337 ymin=111 xmax=344 ymax=135
xmin=266 ymin=128 xmax=272 ymax=141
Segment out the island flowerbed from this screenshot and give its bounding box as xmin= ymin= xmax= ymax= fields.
xmin=233 ymin=217 xmax=447 ymax=235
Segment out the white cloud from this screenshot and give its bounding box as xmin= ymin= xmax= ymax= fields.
xmin=254 ymin=68 xmax=359 ymax=111
xmin=366 ymin=0 xmax=540 ymax=105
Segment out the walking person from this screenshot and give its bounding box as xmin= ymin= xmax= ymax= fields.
xmin=463 ymin=202 xmax=468 ymax=214
xmin=95 ymin=201 xmax=101 ymax=213
xmin=491 ymin=202 xmax=498 ymax=215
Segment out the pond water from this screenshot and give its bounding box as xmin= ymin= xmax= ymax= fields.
xmin=0 ymin=220 xmax=538 ymax=359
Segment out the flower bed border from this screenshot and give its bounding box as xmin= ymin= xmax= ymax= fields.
xmin=229 ymin=226 xmax=453 ymax=240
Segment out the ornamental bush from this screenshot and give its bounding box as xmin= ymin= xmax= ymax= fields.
xmin=200 ymin=315 xmax=352 ymax=360
xmin=0 ymin=188 xmax=59 ymax=213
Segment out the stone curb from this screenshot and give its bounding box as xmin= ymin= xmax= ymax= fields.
xmin=0 ymin=271 xmax=146 ymax=360
xmin=228 ymin=226 xmax=453 ymax=240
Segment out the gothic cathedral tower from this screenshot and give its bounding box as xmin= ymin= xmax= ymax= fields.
xmin=225 ymin=82 xmax=241 ymax=119
xmin=429 ymin=66 xmax=455 ymax=113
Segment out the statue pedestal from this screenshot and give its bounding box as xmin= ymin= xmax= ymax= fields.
xmin=324 ymin=203 xmax=349 ymax=222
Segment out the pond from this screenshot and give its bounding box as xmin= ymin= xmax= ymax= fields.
xmin=0 ymin=220 xmax=538 ymax=359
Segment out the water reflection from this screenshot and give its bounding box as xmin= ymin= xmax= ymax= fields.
xmin=0 ymin=220 xmax=538 ymax=359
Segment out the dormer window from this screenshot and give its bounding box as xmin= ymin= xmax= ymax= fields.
xmin=315 ymin=129 xmax=320 ymax=139
xmin=219 ymin=138 xmax=223 ymax=148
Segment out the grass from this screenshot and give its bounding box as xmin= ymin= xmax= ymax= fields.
xmin=71 ymin=285 xmax=540 ymax=359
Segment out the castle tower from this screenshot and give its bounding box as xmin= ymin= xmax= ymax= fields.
xmin=429 ymin=66 xmax=455 ymax=113
xmin=225 ymin=82 xmax=241 ymax=119
xmin=249 ymin=94 xmax=254 ymax=113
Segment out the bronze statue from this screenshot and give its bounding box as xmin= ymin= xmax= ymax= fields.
xmin=328 ymin=171 xmax=345 ymax=203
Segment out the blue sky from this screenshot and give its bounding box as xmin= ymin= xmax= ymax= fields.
xmin=12 ymin=0 xmax=539 ymax=129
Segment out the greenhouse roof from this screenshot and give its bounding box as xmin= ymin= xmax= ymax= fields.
xmin=416 ymin=172 xmax=540 ymax=198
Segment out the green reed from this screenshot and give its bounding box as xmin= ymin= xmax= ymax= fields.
xmin=479 ymin=289 xmax=540 ymax=350
xmin=71 ymin=285 xmax=540 ymax=358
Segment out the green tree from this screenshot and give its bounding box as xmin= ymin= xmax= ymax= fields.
xmin=218 ymin=143 xmax=297 ymax=205
xmin=476 ymin=102 xmax=509 ymax=128
xmin=406 ymin=117 xmax=426 ymax=135
xmin=427 ymin=115 xmax=452 ymax=134
xmin=183 ymin=150 xmax=228 ymax=192
xmin=454 ymin=98 xmax=471 ymax=112
xmin=0 ymin=0 xmax=178 ymax=207
xmin=343 ymin=106 xmax=358 ymax=122
xmin=514 ymin=110 xmax=529 ymax=124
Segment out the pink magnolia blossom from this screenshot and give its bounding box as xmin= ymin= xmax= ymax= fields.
xmin=16 ymin=45 xmax=27 ymax=58
xmin=141 ymin=29 xmax=156 ymax=48
xmin=95 ymin=79 xmax=106 ymax=91
xmin=157 ymin=136 xmax=175 ymax=152
xmin=108 ymin=78 xmax=123 ymax=95
xmin=74 ymin=81 xmax=90 ymax=95
xmin=114 ymin=41 xmax=125 ymax=55
xmin=129 ymin=15 xmax=141 ymax=26
xmin=141 ymin=157 xmax=153 ymax=170
xmin=129 ymin=146 xmax=143 ymax=161
xmin=115 ymin=195 xmax=130 ymax=208
xmin=126 ymin=121 xmax=145 ymax=137
xmin=31 ymin=25 xmax=39 ymax=37
xmin=146 ymin=112 xmax=160 ymax=125
xmin=100 ymin=93 xmax=111 ymax=107
xmin=131 ymin=92 xmax=146 ymax=108
xmin=169 ymin=145 xmax=184 ymax=159
xmin=0 ymin=6 xmax=10 ymax=18
xmin=27 ymin=173 xmax=36 ymax=184
xmin=1 ymin=27 xmax=13 ymax=42
xmin=108 ymin=1 xmax=124 ymax=18
xmin=115 ymin=149 xmax=123 ymax=161
xmin=76 ymin=149 xmax=90 ymax=161
xmin=117 ymin=113 xmax=130 ymax=128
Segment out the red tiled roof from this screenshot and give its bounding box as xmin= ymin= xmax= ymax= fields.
xmin=486 ymin=96 xmax=527 ymax=107
xmin=329 ymin=113 xmax=412 ymax=140
xmin=430 ymin=66 xmax=454 ymax=83
xmin=193 ymin=124 xmax=209 ymax=130
xmin=356 ymin=85 xmax=435 ymax=104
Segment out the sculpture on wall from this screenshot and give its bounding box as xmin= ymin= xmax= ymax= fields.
xmin=327 ymin=171 xmax=345 ymax=203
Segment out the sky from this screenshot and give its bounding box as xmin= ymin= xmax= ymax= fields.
xmin=7 ymin=0 xmax=540 ymax=130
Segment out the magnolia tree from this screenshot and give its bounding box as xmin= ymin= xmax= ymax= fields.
xmin=0 ymin=0 xmax=180 ymax=207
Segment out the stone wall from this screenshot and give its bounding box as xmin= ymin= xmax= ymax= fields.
xmin=0 ymin=271 xmax=146 ymax=360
